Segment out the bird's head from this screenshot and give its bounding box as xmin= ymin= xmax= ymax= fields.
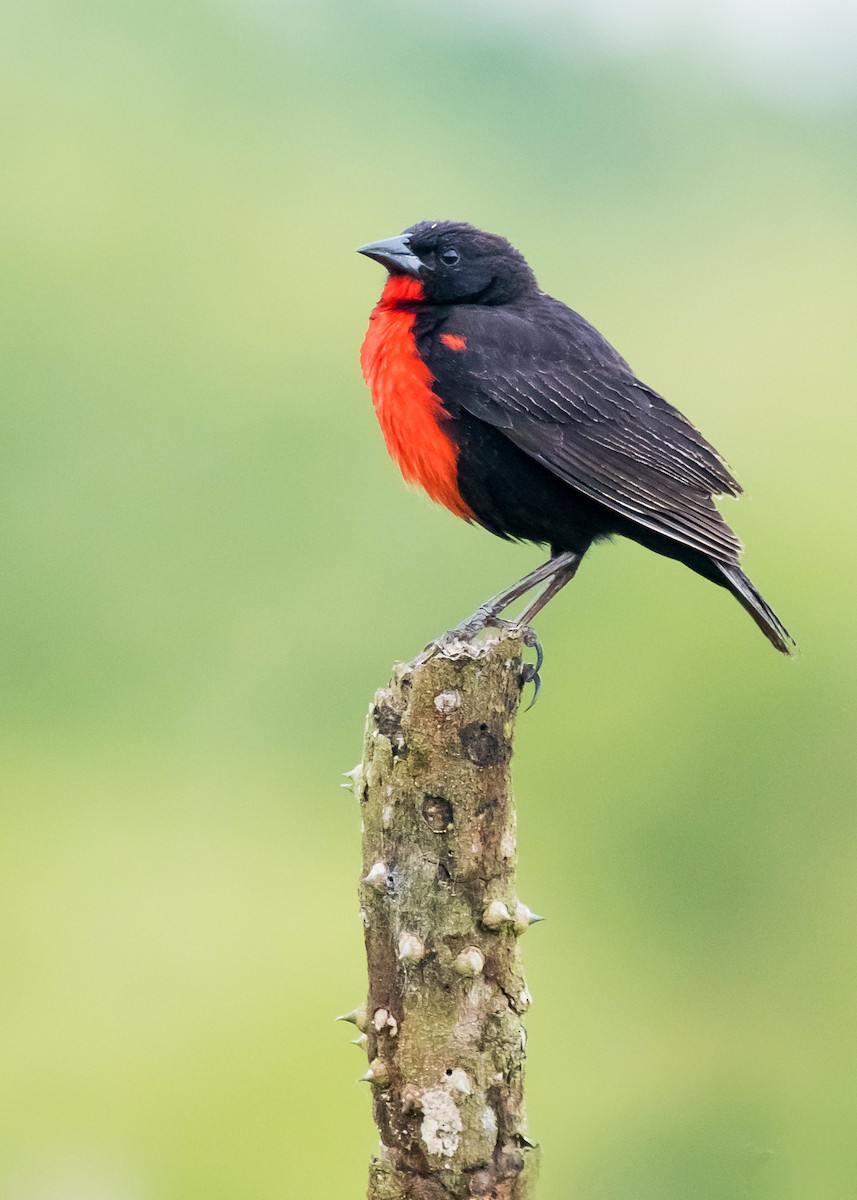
xmin=357 ymin=221 xmax=537 ymax=305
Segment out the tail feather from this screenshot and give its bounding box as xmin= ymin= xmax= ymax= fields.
xmin=717 ymin=562 xmax=794 ymax=656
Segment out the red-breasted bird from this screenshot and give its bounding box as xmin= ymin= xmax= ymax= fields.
xmin=358 ymin=221 xmax=792 ymax=665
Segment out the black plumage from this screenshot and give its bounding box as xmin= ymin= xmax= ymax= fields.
xmin=360 ymin=221 xmax=793 ymax=655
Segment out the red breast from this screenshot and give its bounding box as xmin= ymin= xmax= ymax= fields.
xmin=360 ymin=276 xmax=473 ymax=521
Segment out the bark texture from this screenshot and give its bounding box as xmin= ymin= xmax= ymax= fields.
xmin=347 ymin=631 xmax=540 ymax=1199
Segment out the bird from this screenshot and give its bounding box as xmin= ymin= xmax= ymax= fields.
xmin=357 ymin=220 xmax=792 ymax=670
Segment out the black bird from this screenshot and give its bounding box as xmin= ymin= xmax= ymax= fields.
xmin=359 ymin=221 xmax=792 ymax=658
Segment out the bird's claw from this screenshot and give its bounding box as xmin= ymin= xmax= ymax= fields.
xmin=410 ymin=611 xmax=505 ymax=667
xmin=517 ymin=626 xmax=543 ymax=710
xmin=409 ymin=626 xmax=481 ymax=668
xmin=409 ymin=619 xmax=544 ymax=709
xmin=520 ymin=626 xmax=543 ymax=676
xmin=520 ymin=662 xmax=542 ymax=710
xmin=409 ymin=638 xmax=445 ymax=669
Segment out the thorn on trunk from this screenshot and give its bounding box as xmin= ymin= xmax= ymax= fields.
xmin=359 ymin=1058 xmax=390 ymax=1086
xmin=363 ymin=861 xmax=391 ymax=893
xmin=453 ymin=946 xmax=485 ymax=977
xmin=482 ymin=900 xmax=512 ymax=930
xmin=514 ymin=901 xmax=544 ymax=934
xmin=397 ymin=932 xmax=426 ymax=963
xmin=336 ymin=1004 xmax=368 ymax=1031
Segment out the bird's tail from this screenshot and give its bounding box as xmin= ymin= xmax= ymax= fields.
xmin=716 ymin=562 xmax=794 ymax=656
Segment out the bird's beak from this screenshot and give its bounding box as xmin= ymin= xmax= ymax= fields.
xmin=356 ymin=234 xmax=423 ymax=277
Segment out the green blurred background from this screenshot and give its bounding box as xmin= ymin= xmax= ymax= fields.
xmin=1 ymin=1 xmax=855 ymax=1196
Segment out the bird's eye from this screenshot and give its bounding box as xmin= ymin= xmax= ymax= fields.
xmin=439 ymin=247 xmax=460 ymax=266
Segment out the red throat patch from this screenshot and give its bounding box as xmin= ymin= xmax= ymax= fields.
xmin=360 ymin=276 xmax=473 ymax=521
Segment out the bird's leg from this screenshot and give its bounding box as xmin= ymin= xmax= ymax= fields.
xmin=459 ymin=549 xmax=581 ymax=638
xmin=514 ymin=554 xmax=581 ymax=708
xmin=434 ymin=550 xmax=579 ymax=642
xmin=514 ymin=553 xmax=582 ymax=626
xmin=411 ymin=550 xmax=580 ymax=669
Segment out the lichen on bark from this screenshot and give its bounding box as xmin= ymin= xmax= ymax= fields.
xmin=348 ymin=632 xmax=540 ymax=1199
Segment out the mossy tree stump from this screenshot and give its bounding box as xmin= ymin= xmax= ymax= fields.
xmin=343 ymin=631 xmax=541 ymax=1199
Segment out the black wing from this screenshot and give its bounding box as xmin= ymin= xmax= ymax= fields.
xmin=428 ymin=298 xmax=743 ymax=564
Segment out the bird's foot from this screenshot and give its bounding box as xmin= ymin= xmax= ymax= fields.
xmin=408 ymin=605 xmax=497 ymax=668
xmin=409 ymin=610 xmax=513 ymax=667
xmin=517 ymin=626 xmax=544 ymax=710
xmin=408 ymin=616 xmax=544 ymax=708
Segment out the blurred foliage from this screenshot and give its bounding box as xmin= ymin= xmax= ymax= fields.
xmin=1 ymin=1 xmax=855 ymax=1197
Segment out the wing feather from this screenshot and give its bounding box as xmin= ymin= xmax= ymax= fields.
xmin=430 ymin=301 xmax=743 ymax=563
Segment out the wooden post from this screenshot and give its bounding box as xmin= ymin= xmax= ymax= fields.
xmin=342 ymin=631 xmax=541 ymax=1199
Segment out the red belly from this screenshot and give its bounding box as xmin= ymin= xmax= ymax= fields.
xmin=360 ymin=276 xmax=473 ymax=521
